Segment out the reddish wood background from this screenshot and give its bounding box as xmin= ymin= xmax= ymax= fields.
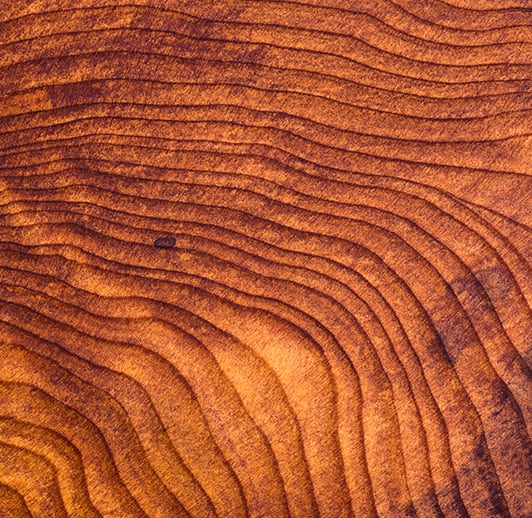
xmin=0 ymin=1 xmax=531 ymax=516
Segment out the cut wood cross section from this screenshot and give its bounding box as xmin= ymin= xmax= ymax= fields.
xmin=0 ymin=1 xmax=531 ymax=517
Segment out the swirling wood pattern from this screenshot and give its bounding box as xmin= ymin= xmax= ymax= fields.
xmin=0 ymin=1 xmax=531 ymax=516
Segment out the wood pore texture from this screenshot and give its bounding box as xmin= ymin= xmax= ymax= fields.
xmin=0 ymin=0 xmax=531 ymax=517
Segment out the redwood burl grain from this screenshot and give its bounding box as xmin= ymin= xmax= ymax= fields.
xmin=0 ymin=1 xmax=531 ymax=517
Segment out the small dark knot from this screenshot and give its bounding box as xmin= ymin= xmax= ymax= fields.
xmin=153 ymin=235 xmax=176 ymax=249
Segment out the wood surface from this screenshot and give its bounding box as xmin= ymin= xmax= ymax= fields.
xmin=0 ymin=0 xmax=531 ymax=516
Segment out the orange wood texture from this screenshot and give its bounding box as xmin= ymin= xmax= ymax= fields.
xmin=0 ymin=1 xmax=531 ymax=517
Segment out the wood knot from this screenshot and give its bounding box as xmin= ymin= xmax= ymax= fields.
xmin=153 ymin=235 xmax=176 ymax=249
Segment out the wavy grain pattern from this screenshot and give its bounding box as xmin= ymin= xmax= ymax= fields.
xmin=0 ymin=1 xmax=531 ymax=516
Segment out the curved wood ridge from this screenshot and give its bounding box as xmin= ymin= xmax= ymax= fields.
xmin=0 ymin=0 xmax=531 ymax=516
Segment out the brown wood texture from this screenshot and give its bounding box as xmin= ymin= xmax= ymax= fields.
xmin=0 ymin=1 xmax=531 ymax=517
